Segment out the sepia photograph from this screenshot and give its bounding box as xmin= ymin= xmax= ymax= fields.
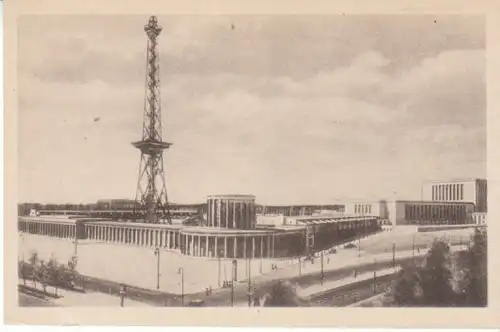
xmin=5 ymin=0 xmax=500 ymax=327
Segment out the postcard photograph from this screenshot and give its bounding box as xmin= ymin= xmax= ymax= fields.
xmin=5 ymin=2 xmax=499 ymax=327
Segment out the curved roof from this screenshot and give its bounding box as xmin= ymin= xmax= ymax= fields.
xmin=207 ymin=194 xmax=255 ymax=200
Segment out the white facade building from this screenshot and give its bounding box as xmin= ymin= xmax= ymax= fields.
xmin=421 ymin=178 xmax=487 ymax=212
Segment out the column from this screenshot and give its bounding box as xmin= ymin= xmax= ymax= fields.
xmin=267 ymin=235 xmax=271 ymax=258
xmin=252 ymin=237 xmax=256 ymax=258
xmin=260 ymin=236 xmax=264 ymax=258
xmin=217 ymin=200 xmax=222 ymax=228
xmin=205 ymin=235 xmax=209 ymax=257
xmin=233 ymin=202 xmax=237 ymax=229
xmin=271 ymin=235 xmax=275 ymax=257
xmin=224 ymin=236 xmax=228 ymax=258
xmin=166 ymin=231 xmax=170 ymax=249
xmin=225 ymin=200 xmax=229 ymax=229
xmin=234 ymin=237 xmax=238 ymax=258
xmin=243 ymin=236 xmax=247 ymax=259
xmin=215 ymin=237 xmax=219 ymax=257
xmin=197 ymin=236 xmax=201 ymax=256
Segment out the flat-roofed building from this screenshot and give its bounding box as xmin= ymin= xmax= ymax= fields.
xmin=344 ymin=200 xmax=389 ymax=219
xmin=386 ymin=200 xmax=474 ymax=226
xmin=422 ymin=178 xmax=487 ymax=212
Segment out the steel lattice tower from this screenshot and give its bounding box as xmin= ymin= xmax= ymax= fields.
xmin=132 ymin=16 xmax=172 ymax=224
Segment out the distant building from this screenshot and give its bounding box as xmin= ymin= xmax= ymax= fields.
xmin=472 ymin=212 xmax=487 ymax=225
xmin=256 ymin=214 xmax=285 ymax=226
xmin=421 ymin=178 xmax=487 ymax=212
xmin=344 ymin=201 xmax=389 ymax=219
xmin=343 ymin=199 xmax=474 ymax=226
xmin=96 ymin=199 xmax=136 ymax=210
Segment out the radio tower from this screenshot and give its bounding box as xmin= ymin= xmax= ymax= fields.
xmin=132 ymin=16 xmax=172 ymax=224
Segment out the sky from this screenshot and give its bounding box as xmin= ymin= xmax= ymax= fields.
xmin=18 ymin=15 xmax=486 ymax=205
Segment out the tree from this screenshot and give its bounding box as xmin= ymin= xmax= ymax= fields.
xmin=419 ymin=240 xmax=456 ymax=306
xmin=66 ymin=255 xmax=79 ymax=289
xmin=28 ymin=251 xmax=39 ymax=288
xmin=462 ymin=228 xmax=487 ymax=306
xmin=46 ymin=257 xmax=60 ymax=296
xmin=392 ymin=263 xmax=421 ymax=306
xmin=38 ymin=260 xmax=50 ymax=293
xmin=18 ymin=260 xmax=27 ymax=286
xmin=263 ymin=281 xmax=302 ymax=307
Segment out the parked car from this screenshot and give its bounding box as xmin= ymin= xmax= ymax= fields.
xmin=187 ymin=299 xmax=205 ymax=307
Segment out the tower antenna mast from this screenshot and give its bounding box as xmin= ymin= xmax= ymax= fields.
xmin=132 ymin=16 xmax=172 ymax=224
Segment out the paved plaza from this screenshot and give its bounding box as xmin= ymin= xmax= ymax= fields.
xmin=18 ymin=234 xmax=287 ymax=294
xmin=18 ymin=227 xmax=474 ymax=296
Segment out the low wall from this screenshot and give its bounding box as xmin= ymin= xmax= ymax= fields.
xmin=417 ymin=224 xmax=481 ymax=233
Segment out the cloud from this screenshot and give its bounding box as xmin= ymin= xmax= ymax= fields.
xmin=17 ymin=15 xmax=486 ymax=204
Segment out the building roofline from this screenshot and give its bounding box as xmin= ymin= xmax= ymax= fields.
xmin=422 ymin=178 xmax=486 ymax=184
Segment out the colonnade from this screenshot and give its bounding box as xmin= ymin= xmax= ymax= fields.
xmin=207 ymin=196 xmax=256 ymax=229
xmin=18 ymin=220 xmax=76 ymax=239
xmin=85 ymin=224 xmax=179 ymax=249
xmin=180 ymin=233 xmax=275 ymax=259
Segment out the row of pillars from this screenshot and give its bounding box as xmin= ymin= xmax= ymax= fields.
xmin=18 ymin=220 xmax=76 ymax=239
xmin=181 ymin=234 xmax=275 ymax=259
xmin=85 ymin=224 xmax=179 ymax=249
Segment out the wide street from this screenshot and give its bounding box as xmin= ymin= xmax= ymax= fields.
xmin=18 ymin=227 xmax=474 ymax=306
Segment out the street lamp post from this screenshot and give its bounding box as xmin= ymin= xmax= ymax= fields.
xmin=392 ymin=242 xmax=396 ymax=269
xmin=178 ymin=267 xmax=184 ymax=307
xmin=20 ymin=233 xmax=25 ymax=262
xmin=260 ymin=252 xmax=263 ymax=274
xmin=154 ymin=246 xmax=160 ymax=290
xmin=247 ymin=257 xmax=252 ymax=307
xmin=119 ymin=284 xmax=127 ymax=307
xmin=412 ymin=234 xmax=415 ymax=262
xmin=358 ymin=231 xmax=361 ymax=257
xmin=231 ymin=260 xmax=236 ymax=307
xmin=298 ymin=256 xmax=302 ymax=277
xmin=74 ymin=237 xmax=78 ymax=256
xmin=218 ymin=250 xmax=222 ymax=288
xmin=320 ymin=251 xmax=324 ymax=285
